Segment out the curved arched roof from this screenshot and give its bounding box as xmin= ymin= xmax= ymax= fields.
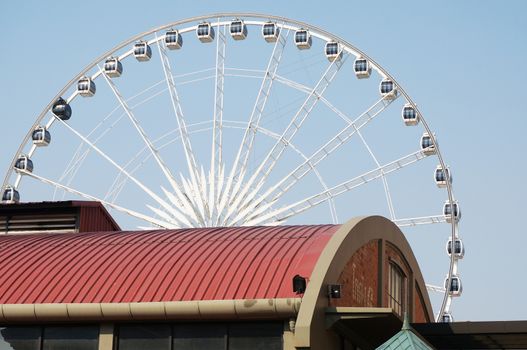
xmin=0 ymin=225 xmax=338 ymax=304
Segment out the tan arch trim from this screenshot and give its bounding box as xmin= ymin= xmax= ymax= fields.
xmin=294 ymin=216 xmax=433 ymax=349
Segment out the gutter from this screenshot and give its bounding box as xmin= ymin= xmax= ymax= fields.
xmin=0 ymin=298 xmax=301 ymax=322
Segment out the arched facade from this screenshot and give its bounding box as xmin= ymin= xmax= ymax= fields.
xmin=0 ymin=208 xmax=432 ymax=350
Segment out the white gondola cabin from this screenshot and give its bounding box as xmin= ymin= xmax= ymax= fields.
xmin=444 ymin=275 xmax=462 ymax=296
xmin=230 ymin=19 xmax=247 ymax=40
xmin=435 ymin=165 xmax=452 ymax=188
xmin=14 ymin=155 xmax=33 ymax=174
xmin=165 ymin=30 xmax=183 ymax=49
xmin=294 ymin=29 xmax=311 ymax=49
xmin=197 ymin=22 xmax=214 ymax=43
xmin=421 ymin=132 xmax=436 ymax=155
xmin=443 ymin=200 xmax=461 ymax=223
xmin=133 ymin=41 xmax=152 ymax=61
xmin=104 ymin=57 xmax=123 ymax=78
xmin=32 ymin=126 xmax=51 ymax=146
xmin=325 ymin=42 xmax=341 ymax=62
xmin=52 ymin=97 xmax=72 ymax=121
xmin=77 ymin=76 xmax=96 ymax=97
xmin=441 ymin=313 xmax=454 ymax=323
xmin=402 ymin=103 xmax=419 ymax=126
xmin=262 ymin=22 xmax=279 ymax=42
xmin=446 ymin=237 xmax=465 ymax=259
xmin=379 ymin=78 xmax=397 ymax=99
xmin=2 ymin=186 xmax=19 ymax=204
xmin=353 ymin=58 xmax=371 ymax=79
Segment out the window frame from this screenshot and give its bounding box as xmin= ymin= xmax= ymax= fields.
xmin=388 ymin=260 xmax=407 ymax=317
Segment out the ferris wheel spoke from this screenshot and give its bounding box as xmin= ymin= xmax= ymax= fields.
xmin=19 ymin=170 xmax=179 ymax=228
xmin=219 ymin=28 xmax=290 ymax=220
xmin=243 ymin=150 xmax=427 ymax=226
xmin=51 ymin=116 xmax=194 ymax=223
xmin=225 ymin=125 xmax=337 ymax=226
xmin=393 ymin=215 xmax=447 ymax=227
xmin=210 ymin=22 xmax=227 ymax=211
xmin=225 ymin=50 xmax=349 ymax=223
xmin=155 ymin=35 xmax=208 ymax=221
xmin=238 ymin=96 xmax=395 ymax=219
xmin=426 ymin=284 xmax=446 ymax=293
xmin=353 ymin=128 xmax=396 ymax=220
xmin=99 ymin=67 xmax=184 ymax=197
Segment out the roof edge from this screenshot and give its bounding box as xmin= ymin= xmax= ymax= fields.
xmin=0 ymin=298 xmax=301 ymax=322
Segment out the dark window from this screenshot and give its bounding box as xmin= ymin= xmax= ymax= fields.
xmin=135 ymin=45 xmax=145 ymax=55
xmin=326 ymin=43 xmax=338 ymax=55
xmin=354 ymin=60 xmax=368 ymax=72
xmin=264 ymin=24 xmax=274 ymax=35
xmin=105 ymin=60 xmax=116 ymax=71
xmin=403 ymin=107 xmax=415 ymax=120
xmin=0 ymin=327 xmax=41 ymax=350
xmin=295 ymin=31 xmax=308 ymax=43
xmin=381 ymin=81 xmax=394 ymax=93
xmin=228 ymin=323 xmax=282 ymax=350
xmin=436 ymin=169 xmax=445 ymax=181
xmin=445 ymin=204 xmax=457 ymax=216
xmin=454 ymin=240 xmax=461 ymax=253
xmin=166 ymin=33 xmax=178 ymax=43
xmin=42 ymin=326 xmax=98 ymax=350
xmin=198 ymin=25 xmax=209 ymax=36
xmin=231 ymin=23 xmax=242 ymax=34
xmin=173 ymin=323 xmax=226 ymax=350
xmin=117 ymin=322 xmax=282 ymax=350
xmin=263 ymin=24 xmax=275 ymax=36
xmin=388 ymin=262 xmax=406 ymax=317
xmin=118 ymin=325 xmax=171 ymax=350
xmin=422 ymin=137 xmax=432 ymax=148
xmin=450 ymin=278 xmax=459 ymax=292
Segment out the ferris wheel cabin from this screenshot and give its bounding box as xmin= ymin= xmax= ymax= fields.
xmin=435 ymin=165 xmax=452 ymax=188
xmin=52 ymin=98 xmax=72 ymax=121
xmin=294 ymin=29 xmax=311 ymax=49
xmin=380 ymin=78 xmax=397 ymax=100
xmin=14 ymin=155 xmax=33 ymax=174
xmin=1 ymin=186 xmax=19 ymax=204
xmin=262 ymin=22 xmax=279 ymax=42
xmin=77 ymin=77 xmax=96 ymax=97
xmin=445 ymin=275 xmax=462 ymax=296
xmin=402 ymin=103 xmax=419 ymax=126
xmin=165 ymin=30 xmax=183 ymax=49
xmin=197 ymin=22 xmax=214 ymax=43
xmin=420 ymin=132 xmax=436 ymax=155
xmin=443 ymin=200 xmax=461 ymax=223
xmin=447 ymin=237 xmax=465 ymax=259
xmin=325 ymin=42 xmax=341 ymax=62
xmin=32 ymin=126 xmax=51 ymax=146
xmin=230 ymin=19 xmax=247 ymax=40
xmin=104 ymin=57 xmax=123 ymax=78
xmin=133 ymin=41 xmax=152 ymax=61
xmin=441 ymin=313 xmax=454 ymax=323
xmin=353 ymin=58 xmax=371 ymax=79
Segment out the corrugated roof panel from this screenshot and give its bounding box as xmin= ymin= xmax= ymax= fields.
xmin=0 ymin=225 xmax=340 ymax=304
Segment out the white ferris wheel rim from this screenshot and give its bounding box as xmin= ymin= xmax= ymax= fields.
xmin=1 ymin=13 xmax=460 ymax=321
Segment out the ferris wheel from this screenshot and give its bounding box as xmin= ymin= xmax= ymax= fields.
xmin=1 ymin=13 xmax=463 ymax=322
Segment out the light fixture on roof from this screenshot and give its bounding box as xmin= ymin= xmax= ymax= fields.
xmin=293 ymin=274 xmax=306 ymax=294
xmin=328 ymin=284 xmax=342 ymax=299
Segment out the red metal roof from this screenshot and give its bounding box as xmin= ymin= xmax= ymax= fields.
xmin=0 ymin=225 xmax=339 ymax=304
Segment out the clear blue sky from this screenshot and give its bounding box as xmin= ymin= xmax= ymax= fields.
xmin=1 ymin=1 xmax=526 ymax=321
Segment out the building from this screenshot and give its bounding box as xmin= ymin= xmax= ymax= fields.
xmin=3 ymin=201 xmax=527 ymax=350
xmin=0 ymin=201 xmax=433 ymax=349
